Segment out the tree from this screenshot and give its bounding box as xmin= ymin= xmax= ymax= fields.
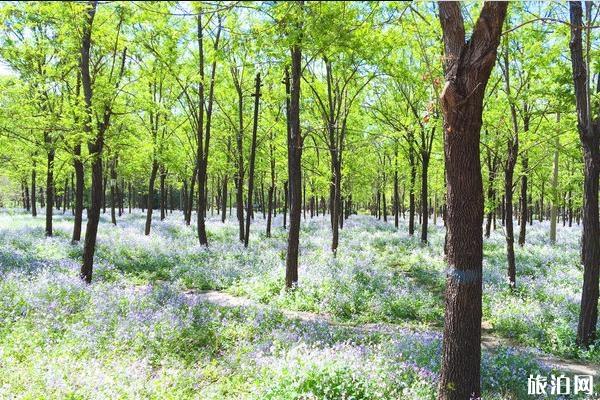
xmin=285 ymin=2 xmax=303 ymax=288
xmin=437 ymin=2 xmax=507 ymax=399
xmin=80 ymin=0 xmax=128 ymax=283
xmin=569 ymin=1 xmax=600 ymax=349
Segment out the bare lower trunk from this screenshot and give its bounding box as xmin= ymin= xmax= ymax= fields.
xmin=45 ymin=146 xmax=54 ymax=236
xmin=144 ymin=160 xmax=159 ymax=235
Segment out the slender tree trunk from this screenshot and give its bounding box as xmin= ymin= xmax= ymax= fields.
xmin=160 ymin=166 xmax=166 ymax=221
xmin=144 ymin=160 xmax=159 ymax=235
xmin=186 ymin=167 xmax=197 ymax=225
xmin=505 ymin=162 xmax=516 ymax=288
xmin=437 ymin=3 xmax=506 ymax=399
xmin=244 ymin=73 xmax=261 ymax=247
xmin=285 ymin=40 xmax=303 ymax=287
xmin=394 ymin=148 xmax=399 ymax=229
xmin=63 ymin=176 xmax=68 ymax=214
xmin=221 ymin=176 xmax=228 ymax=223
xmin=45 ymin=142 xmax=54 ymax=237
xmin=102 ymin=172 xmax=107 ymax=214
xmin=110 ymin=157 xmax=117 ymax=225
xmin=24 ymin=177 xmax=30 ymax=211
xmin=31 ymin=161 xmax=37 ymax=217
xmin=80 ymin=0 xmax=103 ymax=284
xmin=518 ymin=153 xmax=528 ymax=246
xmin=550 ymin=134 xmax=559 ymax=243
xmin=421 ymin=154 xmax=429 ymax=242
xmin=408 ymin=147 xmax=416 ymax=235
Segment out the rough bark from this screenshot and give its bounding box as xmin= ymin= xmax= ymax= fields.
xmin=570 ymin=1 xmax=600 ymax=348
xmin=437 ymin=2 xmax=507 ymax=399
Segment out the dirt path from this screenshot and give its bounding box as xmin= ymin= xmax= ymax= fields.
xmin=186 ymin=289 xmax=599 ymax=377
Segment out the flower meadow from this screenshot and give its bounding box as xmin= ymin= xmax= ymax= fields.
xmin=0 ymin=209 xmax=597 ymax=399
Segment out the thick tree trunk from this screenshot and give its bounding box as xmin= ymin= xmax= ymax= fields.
xmin=437 ymin=3 xmax=506 ymax=400
xmin=570 ymin=1 xmax=600 ymax=348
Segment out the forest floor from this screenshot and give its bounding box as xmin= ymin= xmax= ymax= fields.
xmin=185 ymin=288 xmax=598 ymax=377
xmin=0 ymin=209 xmax=599 ymax=399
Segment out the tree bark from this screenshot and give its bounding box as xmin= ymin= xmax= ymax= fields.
xmin=31 ymin=161 xmax=37 ymax=217
xmin=244 ymin=73 xmax=261 ymax=247
xmin=45 ymin=136 xmax=54 ymax=237
xmin=159 ymin=166 xmax=166 ymax=221
xmin=569 ymin=1 xmax=600 ymax=348
xmin=408 ymin=143 xmax=416 ymax=235
xmin=80 ymin=0 xmax=99 ymax=284
xmin=110 ymin=157 xmax=117 ymax=225
xmin=437 ymin=3 xmax=506 ymax=399
xmin=144 ymin=160 xmax=159 ymax=235
xmin=420 ymin=153 xmax=429 ymax=242
xmin=550 ymin=134 xmax=559 ymax=243
xmin=285 ymin=36 xmax=303 ymax=289
xmin=518 ymin=153 xmax=528 ymax=246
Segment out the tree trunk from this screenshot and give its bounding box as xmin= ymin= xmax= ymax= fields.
xmin=550 ymin=134 xmax=559 ymax=243
xmin=569 ymin=1 xmax=600 ymax=348
xmin=420 ymin=153 xmax=429 ymax=242
xmin=45 ymin=142 xmax=54 ymax=237
xmin=221 ymin=176 xmax=228 ymax=223
xmin=408 ymin=146 xmax=416 ymax=235
xmin=285 ymin=41 xmax=303 ymax=288
xmin=186 ymin=167 xmax=197 ymax=225
xmin=80 ymin=0 xmax=101 ymax=284
xmin=518 ymin=154 xmax=528 ymax=246
xmin=505 ymin=161 xmax=516 ymax=288
xmin=437 ymin=3 xmax=506 ymax=399
xmin=144 ymin=160 xmax=159 ymax=235
xmin=110 ymin=157 xmax=117 ymax=225
xmin=283 ymin=181 xmax=288 ymax=229
xmin=31 ymin=162 xmax=37 ymax=217
xmin=160 ymin=166 xmax=166 ymax=221
xmin=244 ymin=73 xmax=261 ymax=247
xmin=394 ymin=147 xmax=399 ymax=229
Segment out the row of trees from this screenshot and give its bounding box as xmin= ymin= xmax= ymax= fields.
xmin=0 ymin=2 xmax=598 ymax=399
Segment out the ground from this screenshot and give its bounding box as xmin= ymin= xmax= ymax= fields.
xmin=0 ymin=209 xmax=598 ymax=399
